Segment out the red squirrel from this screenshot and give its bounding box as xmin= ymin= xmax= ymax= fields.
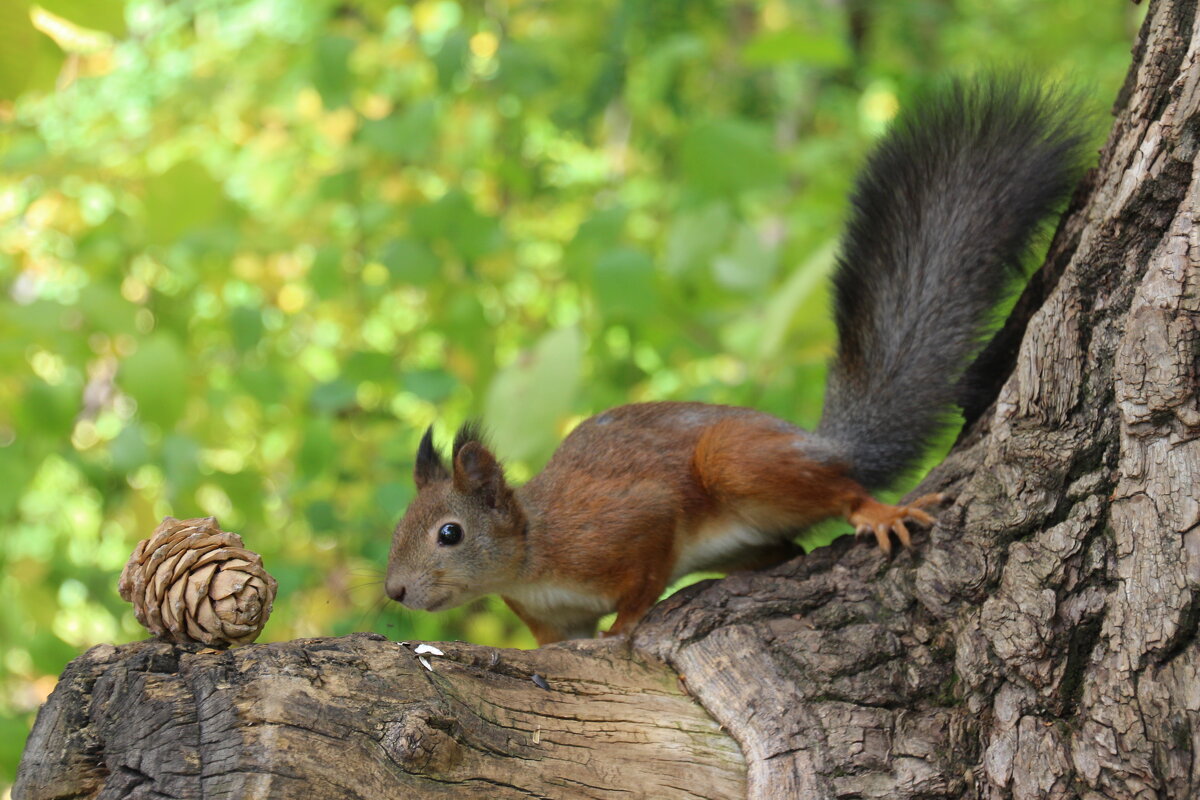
xmin=385 ymin=78 xmax=1086 ymax=645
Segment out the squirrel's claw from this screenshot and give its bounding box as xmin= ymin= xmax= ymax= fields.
xmin=855 ymin=523 xmax=893 ymax=555
xmin=849 ymin=493 xmax=949 ymax=555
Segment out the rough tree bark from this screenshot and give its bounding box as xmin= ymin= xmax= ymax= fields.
xmin=16 ymin=0 xmax=1200 ymax=797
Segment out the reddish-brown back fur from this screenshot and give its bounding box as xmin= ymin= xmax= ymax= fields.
xmin=506 ymin=403 xmax=872 ymax=639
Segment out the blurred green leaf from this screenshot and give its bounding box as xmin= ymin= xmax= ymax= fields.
xmin=566 ymin=206 xmax=627 ymax=272
xmin=318 ymin=169 xmax=357 ymax=200
xmin=235 ymin=365 xmax=286 ymax=405
xmin=119 ymin=334 xmax=188 ymax=428
xmin=712 ymin=224 xmax=778 ymax=291
xmin=374 ymin=481 xmax=412 ymax=521
xmin=109 ymin=424 xmax=149 ymax=473
xmin=143 ymin=162 xmax=225 ymax=246
xmin=229 ymin=306 xmax=264 ymax=353
xmin=310 ymin=379 xmax=357 ymax=414
xmin=162 ymin=433 xmax=201 ymax=493
xmin=80 ymin=284 xmax=137 ymax=335
xmin=361 ymin=100 xmax=440 ymax=161
xmin=0 ymin=3 xmax=64 ymax=101
xmin=410 ymin=191 xmax=500 ymax=262
xmin=484 ymin=327 xmax=583 ymax=463
xmin=402 ymin=369 xmax=456 ymax=402
xmin=433 ymin=30 xmax=469 ymax=90
xmin=664 ymin=203 xmax=731 ymax=276
xmin=310 ymin=245 xmax=344 ymax=300
xmin=380 ymin=239 xmax=440 ymax=286
xmin=0 ymin=715 xmax=31 ymax=782
xmin=298 ymin=419 xmax=335 ymax=480
xmin=344 ymin=351 xmax=393 ymax=382
xmin=496 ymin=41 xmax=557 ymax=96
xmin=306 ymin=499 xmax=337 ymax=532
xmin=0 ymin=445 xmax=33 ymax=516
xmin=213 ymin=470 xmax=263 ymax=524
xmin=313 ymin=35 xmax=355 ymax=107
xmin=743 ymin=30 xmax=850 ymax=67
xmin=681 ymin=120 xmax=784 ymax=197
xmin=21 ymin=379 xmax=80 ymax=438
xmin=442 ymin=293 xmax=488 ymax=346
xmin=754 ymin=240 xmax=838 ymax=364
xmin=593 ymin=248 xmax=658 ymax=319
xmin=38 ymin=0 xmax=126 ymax=36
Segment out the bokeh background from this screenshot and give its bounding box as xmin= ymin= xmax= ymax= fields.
xmin=0 ymin=0 xmax=1142 ymax=788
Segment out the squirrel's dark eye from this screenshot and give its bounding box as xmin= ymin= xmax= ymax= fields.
xmin=437 ymin=522 xmax=464 ymax=546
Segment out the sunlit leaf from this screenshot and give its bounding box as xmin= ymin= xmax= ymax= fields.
xmin=664 ymin=203 xmax=731 ymax=276
xmin=712 ymin=223 xmax=779 ymax=291
xmin=38 ymin=0 xmax=126 ymax=36
xmin=484 ymin=327 xmax=583 ymax=463
xmin=742 ymin=30 xmax=850 ymax=68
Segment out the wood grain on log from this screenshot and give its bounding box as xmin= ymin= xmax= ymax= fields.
xmin=16 ymin=634 xmax=744 ymax=799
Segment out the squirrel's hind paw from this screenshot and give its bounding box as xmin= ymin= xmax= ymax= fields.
xmin=850 ymin=493 xmax=947 ymax=555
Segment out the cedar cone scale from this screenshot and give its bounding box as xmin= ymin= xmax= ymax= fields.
xmin=118 ymin=516 xmax=277 ymax=647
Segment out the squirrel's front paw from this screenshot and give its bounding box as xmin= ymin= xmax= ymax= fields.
xmin=849 ymin=493 xmax=946 ymax=554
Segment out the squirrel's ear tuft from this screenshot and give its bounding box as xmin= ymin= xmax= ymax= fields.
xmin=452 ymin=420 xmax=486 ymax=460
xmin=453 ymin=440 xmax=507 ymax=508
xmin=414 ymin=426 xmax=449 ymax=488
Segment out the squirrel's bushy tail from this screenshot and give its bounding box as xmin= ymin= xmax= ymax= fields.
xmin=816 ymin=76 xmax=1088 ymax=489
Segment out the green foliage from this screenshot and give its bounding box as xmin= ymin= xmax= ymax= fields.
xmin=0 ymin=0 xmax=1141 ymax=786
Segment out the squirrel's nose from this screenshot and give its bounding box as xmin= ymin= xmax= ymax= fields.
xmin=386 ymin=581 xmax=406 ymax=603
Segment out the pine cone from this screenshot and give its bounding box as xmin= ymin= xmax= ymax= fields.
xmin=118 ymin=516 xmax=278 ymax=647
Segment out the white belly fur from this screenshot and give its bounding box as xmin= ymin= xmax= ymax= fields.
xmin=504 ymin=583 xmax=615 ymax=625
xmin=672 ymin=516 xmax=781 ymax=581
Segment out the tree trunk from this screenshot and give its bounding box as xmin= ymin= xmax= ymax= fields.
xmin=16 ymin=0 xmax=1200 ymax=797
